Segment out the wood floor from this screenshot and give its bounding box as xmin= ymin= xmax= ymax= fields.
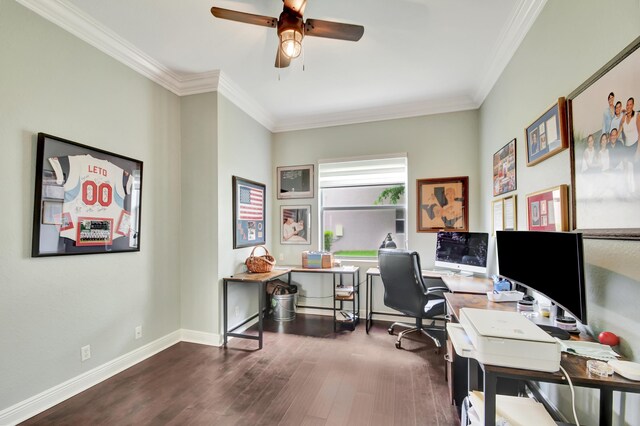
xmin=22 ymin=314 xmax=459 ymax=426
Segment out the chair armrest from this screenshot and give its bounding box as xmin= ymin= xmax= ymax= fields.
xmin=426 ymin=286 xmax=449 ymax=294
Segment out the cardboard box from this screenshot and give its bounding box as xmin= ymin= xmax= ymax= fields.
xmin=302 ymin=251 xmax=333 ymax=269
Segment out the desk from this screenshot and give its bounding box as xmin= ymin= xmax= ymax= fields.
xmin=223 ymin=266 xmax=361 ymax=350
xmin=285 ymin=266 xmax=360 ymax=331
xmin=365 ymin=268 xmax=492 ymax=333
xmin=445 ymin=293 xmax=640 ymax=426
xmin=223 ymin=269 xmax=290 ymax=349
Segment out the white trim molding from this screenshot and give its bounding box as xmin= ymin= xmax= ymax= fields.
xmin=180 ymin=329 xmax=223 ymax=347
xmin=0 ymin=331 xmax=182 ymax=426
xmin=472 ymin=0 xmax=548 ymax=105
xmin=14 ymin=0 xmax=545 ymax=133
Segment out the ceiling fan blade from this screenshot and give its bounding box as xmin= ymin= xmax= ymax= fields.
xmin=210 ymin=7 xmax=277 ymax=28
xmin=304 ymin=19 xmax=364 ymax=41
xmin=275 ymin=47 xmax=291 ymax=68
xmin=283 ymin=0 xmax=307 ymax=16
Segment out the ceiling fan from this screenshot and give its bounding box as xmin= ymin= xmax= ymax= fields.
xmin=211 ymin=0 xmax=365 ymax=68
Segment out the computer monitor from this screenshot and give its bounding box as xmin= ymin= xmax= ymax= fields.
xmin=496 ymin=230 xmax=587 ymax=324
xmin=434 ymin=231 xmax=489 ymax=275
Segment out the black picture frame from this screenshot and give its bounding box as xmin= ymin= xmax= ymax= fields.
xmin=567 ymin=36 xmax=640 ymax=239
xmin=32 ymin=133 xmax=143 ymax=257
xmin=233 ymin=176 xmax=266 ymax=248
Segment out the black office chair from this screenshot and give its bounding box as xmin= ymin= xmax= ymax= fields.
xmin=378 ymin=249 xmax=449 ymax=350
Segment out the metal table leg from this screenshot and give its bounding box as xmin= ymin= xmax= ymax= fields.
xmin=258 ymin=280 xmax=265 ymax=349
xmin=223 ymin=279 xmax=228 ymax=347
xmin=600 ymin=388 xmax=612 ymax=426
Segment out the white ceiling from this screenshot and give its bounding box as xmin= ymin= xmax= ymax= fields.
xmin=17 ymin=0 xmax=546 ymax=132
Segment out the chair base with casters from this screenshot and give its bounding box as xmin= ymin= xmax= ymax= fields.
xmin=388 ymin=317 xmax=444 ymax=350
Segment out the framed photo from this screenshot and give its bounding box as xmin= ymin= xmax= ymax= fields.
xmin=493 ymin=139 xmax=517 ymax=196
xmin=233 ymin=176 xmax=266 ymax=249
xmin=526 ymin=185 xmax=568 ymax=232
xmin=277 ymin=164 xmax=314 ymax=199
xmin=526 ymin=98 xmax=569 ymax=166
xmin=416 ymin=176 xmax=468 ymax=232
xmin=567 ymin=36 xmax=640 ymax=239
xmin=503 ymin=195 xmax=517 ymax=231
xmin=280 ymin=205 xmax=311 ymax=245
xmin=32 ymin=133 xmax=143 ymax=257
xmin=492 ymin=199 xmax=504 ymax=236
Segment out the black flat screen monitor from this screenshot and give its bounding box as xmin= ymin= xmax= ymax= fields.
xmin=435 ymin=231 xmax=489 ymax=275
xmin=496 ymin=230 xmax=587 ymax=324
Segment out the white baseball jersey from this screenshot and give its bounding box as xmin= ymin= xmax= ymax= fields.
xmin=49 ymin=154 xmax=132 ymax=245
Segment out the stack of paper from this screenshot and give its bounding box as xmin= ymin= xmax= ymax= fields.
xmin=466 ymin=391 xmax=556 ymax=426
xmin=335 ymin=286 xmax=354 ymax=297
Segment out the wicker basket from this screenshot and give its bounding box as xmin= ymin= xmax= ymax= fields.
xmin=245 ymin=246 xmax=276 ymax=273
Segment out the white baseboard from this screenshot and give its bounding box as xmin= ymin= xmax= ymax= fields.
xmin=180 ymin=328 xmax=222 ymax=346
xmin=0 ymin=330 xmax=181 ymax=426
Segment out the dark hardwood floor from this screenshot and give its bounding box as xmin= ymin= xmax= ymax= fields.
xmin=22 ymin=314 xmax=459 ymax=425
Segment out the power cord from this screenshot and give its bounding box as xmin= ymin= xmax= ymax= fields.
xmin=559 ymin=364 xmax=580 ymax=426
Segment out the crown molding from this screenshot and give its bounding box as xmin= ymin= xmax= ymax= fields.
xmin=15 ymin=0 xmax=184 ymax=95
xmin=271 ymin=97 xmax=480 ymax=133
xmin=217 ymin=72 xmax=277 ymax=131
xmin=16 ymin=0 xmax=544 ymax=133
xmin=472 ymin=0 xmax=547 ymax=105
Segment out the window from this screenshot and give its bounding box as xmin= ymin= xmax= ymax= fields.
xmin=319 ymin=156 xmax=408 ymax=258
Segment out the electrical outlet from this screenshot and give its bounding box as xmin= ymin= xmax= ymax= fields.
xmin=234 ymin=306 xmax=240 ymax=318
xmin=81 ymin=344 xmax=91 ymax=362
xmin=279 ymin=253 xmax=284 ymax=261
xmin=135 ymin=325 xmax=142 ymax=340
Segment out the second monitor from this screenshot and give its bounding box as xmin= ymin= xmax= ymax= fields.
xmin=434 ymin=231 xmax=489 ymax=276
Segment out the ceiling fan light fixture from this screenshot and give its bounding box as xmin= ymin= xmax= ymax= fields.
xmin=280 ymin=28 xmax=302 ymax=58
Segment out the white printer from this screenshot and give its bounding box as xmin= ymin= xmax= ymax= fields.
xmin=447 ymin=308 xmax=561 ymax=372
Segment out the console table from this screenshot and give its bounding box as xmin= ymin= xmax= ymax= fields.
xmin=445 ymin=293 xmax=640 ymax=426
xmin=222 ymin=269 xmax=290 ymax=349
xmin=223 ymin=266 xmax=360 ymax=349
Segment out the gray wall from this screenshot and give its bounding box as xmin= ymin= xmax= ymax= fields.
xmin=273 ymin=111 xmax=480 ymax=310
xmin=479 ymin=0 xmax=640 ymax=422
xmin=0 ymin=0 xmax=182 ymax=410
xmin=180 ymin=92 xmax=219 ymax=335
xmin=217 ymin=95 xmax=273 ymax=333
xmin=273 ymin=111 xmax=481 ymax=263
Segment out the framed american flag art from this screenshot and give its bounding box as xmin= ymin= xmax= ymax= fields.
xmin=232 ymin=176 xmax=266 ymax=249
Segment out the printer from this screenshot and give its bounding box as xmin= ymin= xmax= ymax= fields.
xmin=447 ymin=308 xmax=560 ymax=372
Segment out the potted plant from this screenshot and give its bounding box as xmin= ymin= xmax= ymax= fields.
xmin=375 ymin=185 xmax=405 ymax=205
xmin=324 ymin=230 xmax=334 ymax=252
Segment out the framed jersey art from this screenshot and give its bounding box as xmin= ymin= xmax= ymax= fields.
xmin=32 ymin=133 xmax=143 ymax=256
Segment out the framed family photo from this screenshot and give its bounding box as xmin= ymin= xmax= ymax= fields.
xmin=493 ymin=138 xmax=516 ymax=196
xmin=416 ymin=176 xmax=468 ymax=232
xmin=568 ymin=36 xmax=640 ymax=239
xmin=233 ymin=176 xmax=266 ymax=249
xmin=526 ymin=98 xmax=569 ymax=166
xmin=277 ymin=164 xmax=314 ymax=199
xmin=280 ymin=205 xmax=311 ymax=245
xmin=32 ymin=133 xmax=143 ymax=257
xmin=526 ymin=185 xmax=568 ymax=232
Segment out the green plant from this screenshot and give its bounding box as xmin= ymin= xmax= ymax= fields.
xmin=324 ymin=230 xmax=334 ymax=252
xmin=375 ymin=185 xmax=405 ymax=205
